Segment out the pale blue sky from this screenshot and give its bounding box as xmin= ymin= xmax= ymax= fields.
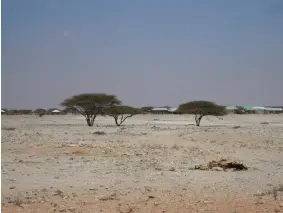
xmin=2 ymin=0 xmax=283 ymax=109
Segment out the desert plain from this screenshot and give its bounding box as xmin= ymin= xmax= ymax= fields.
xmin=1 ymin=114 xmax=283 ymax=213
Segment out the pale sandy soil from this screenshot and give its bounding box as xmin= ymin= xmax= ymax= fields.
xmin=1 ymin=114 xmax=283 ymax=213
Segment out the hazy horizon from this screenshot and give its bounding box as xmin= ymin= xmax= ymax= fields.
xmin=2 ymin=0 xmax=283 ymax=109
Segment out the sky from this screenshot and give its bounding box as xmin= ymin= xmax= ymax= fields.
xmin=2 ymin=0 xmax=283 ymax=109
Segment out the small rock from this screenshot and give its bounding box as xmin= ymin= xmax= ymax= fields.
xmin=211 ymin=167 xmax=224 ymax=171
xmin=117 ymin=204 xmax=133 ymax=213
xmin=99 ymin=192 xmax=116 ymax=201
xmin=148 ymin=195 xmax=155 ymax=199
xmin=68 ymin=207 xmax=76 ymax=212
xmin=99 ymin=195 xmax=114 ymax=201
xmin=169 ymin=167 xmax=175 ymax=172
xmin=54 ymin=176 xmax=60 ymax=179
xmin=253 ymin=199 xmax=264 ymax=205
xmin=58 ymin=207 xmax=67 ymax=212
xmin=9 ymin=186 xmax=15 ymax=189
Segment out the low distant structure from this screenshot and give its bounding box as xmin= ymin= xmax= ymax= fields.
xmin=225 ymin=106 xmax=238 ymax=114
xmin=264 ymin=107 xmax=282 ymax=114
xmin=225 ymin=106 xmax=283 ymax=114
xmin=243 ymin=106 xmax=266 ymax=114
xmin=51 ymin=109 xmax=60 ymax=114
xmin=1 ymin=109 xmax=6 ymax=114
xmin=150 ymin=107 xmax=178 ymax=114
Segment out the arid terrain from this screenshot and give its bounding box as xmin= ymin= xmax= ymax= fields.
xmin=1 ymin=114 xmax=283 ymax=213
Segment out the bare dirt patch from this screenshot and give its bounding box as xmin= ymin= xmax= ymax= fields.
xmin=2 ymin=114 xmax=283 ymax=212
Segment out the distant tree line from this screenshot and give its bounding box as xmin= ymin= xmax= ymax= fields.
xmin=1 ymin=108 xmax=78 ymax=116
xmin=2 ymin=93 xmax=228 ymax=127
xmin=60 ymin=93 xmax=227 ymax=127
xmin=14 ymin=92 xmax=283 ymax=127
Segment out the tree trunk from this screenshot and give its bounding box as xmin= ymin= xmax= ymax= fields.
xmin=114 ymin=117 xmax=121 ymax=126
xmin=86 ymin=115 xmax=96 ymax=127
xmin=114 ymin=114 xmax=133 ymax=126
xmin=195 ymin=114 xmax=203 ymax=127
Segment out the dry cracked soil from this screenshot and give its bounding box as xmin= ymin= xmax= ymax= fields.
xmin=1 ymin=114 xmax=283 ymax=213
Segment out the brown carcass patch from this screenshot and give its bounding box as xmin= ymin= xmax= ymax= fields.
xmin=194 ymin=158 xmax=248 ymax=171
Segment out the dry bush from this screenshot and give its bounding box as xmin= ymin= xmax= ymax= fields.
xmin=71 ymin=150 xmax=87 ymax=155
xmin=260 ymin=122 xmax=269 ymax=125
xmin=92 ymin=131 xmax=106 ymax=135
xmin=272 ymin=184 xmax=283 ymax=200
xmin=232 ymin=125 xmax=241 ymax=129
xmin=8 ymin=195 xmax=23 ymax=207
xmin=2 ymin=127 xmax=16 ymax=131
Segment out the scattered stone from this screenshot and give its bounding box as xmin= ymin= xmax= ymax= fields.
xmin=169 ymin=167 xmax=175 ymax=172
xmin=99 ymin=192 xmax=117 ymax=201
xmin=53 ymin=189 xmax=63 ymax=197
xmin=54 ymin=176 xmax=60 ymax=179
xmin=117 ymin=204 xmax=133 ymax=213
xmin=148 ymin=195 xmax=155 ymax=199
xmin=9 ymin=186 xmax=15 ymax=189
xmin=58 ymin=207 xmax=67 ymax=212
xmin=68 ymin=207 xmax=76 ymax=212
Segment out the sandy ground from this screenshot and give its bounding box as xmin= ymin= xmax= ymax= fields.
xmin=1 ymin=114 xmax=283 ymax=213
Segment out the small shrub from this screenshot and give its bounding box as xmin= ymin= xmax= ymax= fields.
xmin=260 ymin=122 xmax=269 ymax=125
xmin=272 ymin=184 xmax=283 ymax=200
xmin=10 ymin=195 xmax=23 ymax=207
xmin=232 ymin=125 xmax=241 ymax=129
xmin=70 ymin=150 xmax=87 ymax=155
xmin=2 ymin=127 xmax=16 ymax=131
xmin=92 ymin=131 xmax=106 ymax=135
xmin=54 ymin=189 xmax=64 ymax=198
xmin=171 ymin=144 xmax=180 ymax=150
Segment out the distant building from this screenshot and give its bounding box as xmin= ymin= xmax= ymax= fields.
xmin=150 ymin=107 xmax=178 ymax=114
xmin=225 ymin=106 xmax=238 ymax=114
xmin=264 ymin=107 xmax=282 ymax=114
xmin=151 ymin=107 xmax=169 ymax=114
xmin=51 ymin=109 xmax=60 ymax=114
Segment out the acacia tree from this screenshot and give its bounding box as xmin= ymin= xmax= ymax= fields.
xmin=61 ymin=93 xmax=121 ymax=126
xmin=177 ymin=101 xmax=227 ymax=126
xmin=105 ymin=106 xmax=141 ymax=126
